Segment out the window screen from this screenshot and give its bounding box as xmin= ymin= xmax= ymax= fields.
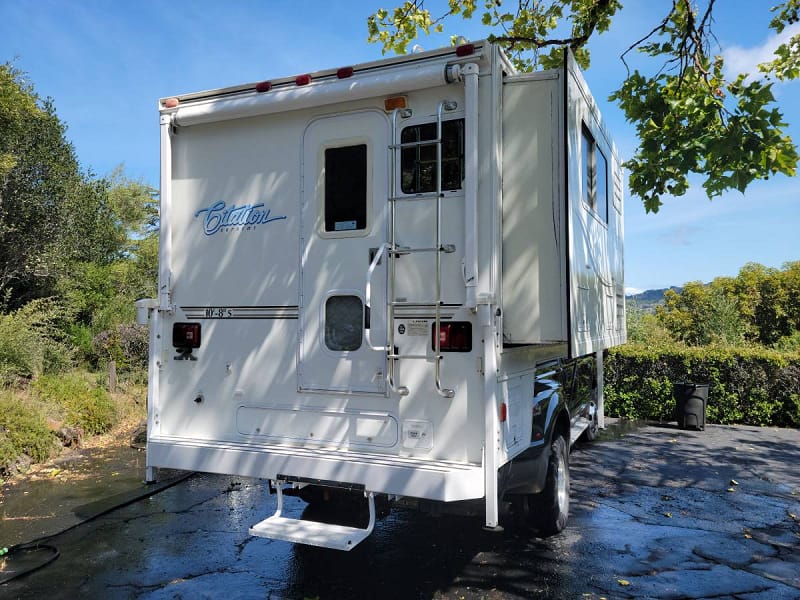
xmin=325 ymin=145 xmax=367 ymax=232
xmin=324 ymin=295 xmax=363 ymax=351
xmin=401 ymin=119 xmax=464 ymax=194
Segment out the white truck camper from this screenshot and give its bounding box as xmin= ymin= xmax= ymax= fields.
xmin=139 ymin=41 xmax=625 ymax=551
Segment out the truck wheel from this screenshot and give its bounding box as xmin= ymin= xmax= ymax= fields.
xmin=527 ymin=435 xmax=569 ymax=536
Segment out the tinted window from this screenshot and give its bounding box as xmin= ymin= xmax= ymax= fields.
xmin=401 ymin=119 xmax=464 ymax=193
xmin=324 ymin=295 xmax=363 ymax=352
xmin=596 ymin=148 xmax=608 ymax=222
xmin=325 ymin=145 xmax=367 ymax=232
xmin=581 ymin=124 xmax=609 ymax=223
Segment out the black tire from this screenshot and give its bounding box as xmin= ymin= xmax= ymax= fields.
xmin=526 ymin=435 xmax=569 ymax=536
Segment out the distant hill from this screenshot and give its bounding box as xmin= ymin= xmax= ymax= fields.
xmin=627 ymin=286 xmax=682 ymax=311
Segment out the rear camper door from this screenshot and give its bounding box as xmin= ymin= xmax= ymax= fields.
xmin=299 ymin=111 xmax=389 ymax=394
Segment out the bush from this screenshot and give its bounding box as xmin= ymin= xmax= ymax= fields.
xmin=605 ymin=343 xmax=800 ymax=427
xmin=34 ymin=372 xmax=116 ymax=435
xmin=0 ymin=299 xmax=73 ymax=385
xmin=92 ymin=324 xmax=149 ymax=371
xmin=0 ymin=393 xmax=57 ymax=474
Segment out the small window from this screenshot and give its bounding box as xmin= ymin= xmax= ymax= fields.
xmin=401 ymin=119 xmax=464 ymax=194
xmin=581 ymin=124 xmax=608 ymax=223
xmin=325 ymin=295 xmax=363 ymax=351
xmin=325 ymin=145 xmax=367 ymax=232
xmin=596 ymin=148 xmax=608 ymax=222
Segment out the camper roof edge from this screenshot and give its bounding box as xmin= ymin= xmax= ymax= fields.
xmin=160 ymin=41 xmax=491 ymax=116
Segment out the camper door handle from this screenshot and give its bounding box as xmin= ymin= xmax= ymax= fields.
xmin=365 ymin=242 xmax=391 ymax=351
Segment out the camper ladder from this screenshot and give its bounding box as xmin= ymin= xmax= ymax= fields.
xmin=368 ymin=101 xmax=457 ymax=399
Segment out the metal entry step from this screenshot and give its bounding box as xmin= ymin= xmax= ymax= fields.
xmin=250 ymin=485 xmax=376 ymax=551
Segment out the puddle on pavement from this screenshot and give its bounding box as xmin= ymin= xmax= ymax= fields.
xmin=0 ymin=443 xmax=147 ymax=547
xmin=596 ymin=418 xmax=649 ymax=441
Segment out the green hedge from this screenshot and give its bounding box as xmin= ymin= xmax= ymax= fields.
xmin=605 ymin=344 xmax=800 ymax=427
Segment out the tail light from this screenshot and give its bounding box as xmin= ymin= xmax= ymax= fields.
xmin=173 ymin=323 xmax=201 ymax=349
xmin=431 ymin=322 xmax=472 ymax=352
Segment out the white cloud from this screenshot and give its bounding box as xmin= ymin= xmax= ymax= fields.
xmin=625 ymin=287 xmax=644 ymax=296
xmin=723 ymin=22 xmax=800 ymax=79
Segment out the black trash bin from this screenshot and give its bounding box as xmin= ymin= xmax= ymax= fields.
xmin=674 ymin=382 xmax=708 ymax=430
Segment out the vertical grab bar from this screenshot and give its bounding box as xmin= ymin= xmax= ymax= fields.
xmin=365 ymin=242 xmax=391 ymax=352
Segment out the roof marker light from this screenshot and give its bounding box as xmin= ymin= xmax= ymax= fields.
xmin=455 ymin=43 xmax=475 ymax=57
xmin=255 ymin=81 xmax=272 ymax=93
xmin=337 ymin=66 xmax=354 ymax=79
xmin=164 ymin=97 xmax=179 ymax=109
xmin=295 ymin=74 xmax=312 ymax=86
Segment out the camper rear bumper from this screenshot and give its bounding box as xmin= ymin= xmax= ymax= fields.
xmin=148 ymin=436 xmax=484 ymax=502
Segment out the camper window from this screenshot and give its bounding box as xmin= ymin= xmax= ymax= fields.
xmin=581 ymin=125 xmax=608 ymax=224
xmin=400 ymin=119 xmax=464 ymax=194
xmin=324 ymin=145 xmax=367 ymax=232
xmin=324 ymin=295 xmax=363 ymax=352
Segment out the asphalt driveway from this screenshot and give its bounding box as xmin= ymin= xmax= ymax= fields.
xmin=2 ymin=420 xmax=798 ymax=599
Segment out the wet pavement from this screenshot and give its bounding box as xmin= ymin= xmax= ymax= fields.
xmin=1 ymin=420 xmax=799 ymax=599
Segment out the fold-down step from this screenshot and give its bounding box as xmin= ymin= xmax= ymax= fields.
xmin=249 ymin=486 xmax=376 ymax=551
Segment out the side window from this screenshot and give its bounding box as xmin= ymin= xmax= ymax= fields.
xmin=324 ymin=295 xmax=363 ymax=352
xmin=325 ymin=144 xmax=367 ymax=232
xmin=400 ymin=119 xmax=464 ymax=194
xmin=581 ymin=124 xmax=608 ymax=223
xmin=596 ymin=148 xmax=608 ymax=223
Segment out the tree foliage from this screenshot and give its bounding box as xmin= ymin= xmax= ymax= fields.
xmin=655 ymin=261 xmax=800 ymax=348
xmin=0 ymin=63 xmax=158 ymax=377
xmin=367 ymin=1 xmax=800 ymax=212
xmin=0 ymin=63 xmax=157 ymax=313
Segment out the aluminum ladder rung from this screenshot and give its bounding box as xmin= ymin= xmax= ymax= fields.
xmin=389 ymin=193 xmax=444 ymax=202
xmin=389 ymin=138 xmax=443 ymax=150
xmin=392 ymin=244 xmax=455 ymax=256
xmin=390 ymin=301 xmax=442 ymax=307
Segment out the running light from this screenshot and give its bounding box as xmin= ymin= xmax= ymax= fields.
xmin=431 ymin=322 xmax=472 ymax=352
xmin=164 ymin=97 xmax=179 ymax=108
xmin=295 ymin=74 xmax=312 ymax=86
xmin=173 ymin=323 xmax=201 ymax=349
xmin=255 ymin=81 xmax=272 ymax=93
xmin=337 ymin=67 xmax=354 ymax=79
xmin=384 ymin=96 xmax=408 ymax=111
xmin=455 ymin=43 xmax=475 ymax=57
xmin=499 ymin=403 xmax=507 ymax=423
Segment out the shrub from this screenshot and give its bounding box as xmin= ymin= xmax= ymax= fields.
xmin=92 ymin=323 xmax=149 ymax=371
xmin=0 ymin=393 xmax=56 ymax=474
xmin=605 ymin=343 xmax=800 ymax=427
xmin=0 ymin=299 xmax=73 ymax=385
xmin=34 ymin=372 xmax=116 ymax=435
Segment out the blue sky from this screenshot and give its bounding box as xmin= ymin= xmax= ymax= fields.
xmin=1 ymin=0 xmax=797 ymax=293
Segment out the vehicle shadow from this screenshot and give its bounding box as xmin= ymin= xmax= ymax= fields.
xmin=277 ymin=498 xmax=576 ymax=600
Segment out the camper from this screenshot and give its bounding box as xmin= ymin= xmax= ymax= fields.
xmin=138 ymin=41 xmax=625 ymax=551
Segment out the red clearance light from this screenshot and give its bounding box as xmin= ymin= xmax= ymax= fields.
xmin=295 ymin=74 xmax=312 ymax=86
xmin=455 ymin=43 xmax=475 ymax=57
xmin=173 ymin=323 xmax=201 ymax=349
xmin=431 ymin=322 xmax=472 ymax=353
xmin=255 ymin=81 xmax=272 ymax=93
xmin=164 ymin=97 xmax=179 ymax=109
xmin=336 ymin=66 xmax=354 ymax=79
xmin=499 ymin=403 xmax=507 ymax=423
